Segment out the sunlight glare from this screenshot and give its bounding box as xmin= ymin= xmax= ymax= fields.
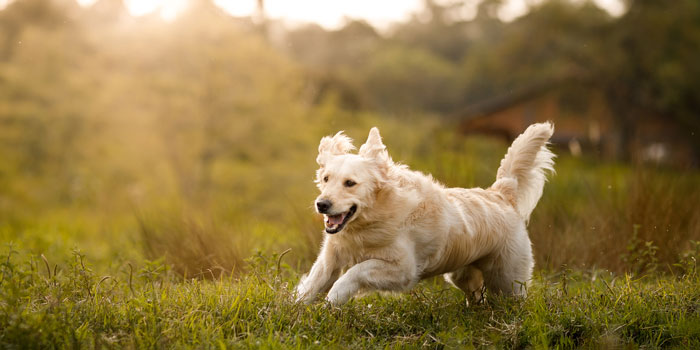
xmin=160 ymin=0 xmax=188 ymax=21
xmin=499 ymin=0 xmax=542 ymax=22
xmin=67 ymin=0 xmax=626 ymax=26
xmin=0 ymin=0 xmax=14 ymax=11
xmin=499 ymin=0 xmax=625 ymax=21
xmin=124 ymin=0 xmax=162 ymax=17
xmin=213 ymin=0 xmax=423 ymax=29
xmin=213 ymin=0 xmax=257 ymax=17
xmin=76 ymin=0 xmax=98 ymax=7
xmin=119 ymin=0 xmax=188 ymax=20
xmin=593 ymin=0 xmax=625 ymax=16
xmin=212 ymin=0 xmax=624 ymax=29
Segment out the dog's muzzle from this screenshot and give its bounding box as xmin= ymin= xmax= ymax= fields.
xmin=324 ymin=204 xmax=357 ymax=234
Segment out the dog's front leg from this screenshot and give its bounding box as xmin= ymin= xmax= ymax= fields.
xmin=295 ymin=242 xmax=342 ymax=304
xmin=326 ymin=258 xmax=417 ymax=305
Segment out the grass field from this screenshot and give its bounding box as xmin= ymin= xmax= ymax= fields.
xmin=2 ymin=125 xmax=699 ymax=348
xmin=2 ymin=2 xmax=700 ymax=347
xmin=2 ymin=248 xmax=700 ymax=349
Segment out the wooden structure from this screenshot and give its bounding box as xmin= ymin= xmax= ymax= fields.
xmin=454 ymin=80 xmax=696 ymax=166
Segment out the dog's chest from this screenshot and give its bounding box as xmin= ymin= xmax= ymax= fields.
xmin=333 ymin=229 xmax=398 ymax=263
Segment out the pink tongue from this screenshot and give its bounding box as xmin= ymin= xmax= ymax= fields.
xmin=328 ymin=213 xmax=345 ymax=225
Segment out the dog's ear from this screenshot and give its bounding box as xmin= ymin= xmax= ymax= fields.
xmin=317 ymin=131 xmax=355 ymax=166
xmin=359 ymin=127 xmax=389 ymax=162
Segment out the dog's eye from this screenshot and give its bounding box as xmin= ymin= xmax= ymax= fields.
xmin=344 ymin=180 xmax=356 ymax=187
xmin=323 ymin=176 xmax=329 ymax=182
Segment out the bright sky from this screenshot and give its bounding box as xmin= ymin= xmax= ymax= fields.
xmin=3 ymin=0 xmax=626 ymax=26
xmin=213 ymin=0 xmax=426 ymax=28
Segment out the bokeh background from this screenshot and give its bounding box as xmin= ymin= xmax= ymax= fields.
xmin=1 ymin=0 xmax=698 ymax=277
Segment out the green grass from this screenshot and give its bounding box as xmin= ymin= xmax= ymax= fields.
xmin=1 ymin=117 xmax=698 ymax=348
xmin=2 ymin=248 xmax=699 ymax=349
xmin=2 ymin=132 xmax=699 ymax=348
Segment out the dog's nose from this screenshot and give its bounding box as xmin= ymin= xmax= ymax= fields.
xmin=316 ymin=199 xmax=332 ymax=213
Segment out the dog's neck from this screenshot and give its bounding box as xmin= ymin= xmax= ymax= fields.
xmin=334 ymin=185 xmax=416 ymax=250
xmin=357 ymin=185 xmax=405 ymax=224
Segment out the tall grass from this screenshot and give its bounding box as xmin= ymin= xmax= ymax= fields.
xmin=2 ymin=118 xmax=697 ymax=277
xmin=134 ymin=199 xmax=325 ymax=278
xmin=2 ymin=121 xmax=699 ymax=347
xmin=528 ymin=158 xmax=700 ymax=273
xmin=132 ymin=125 xmax=699 ymax=276
xmin=136 ymin=212 xmax=246 ymax=278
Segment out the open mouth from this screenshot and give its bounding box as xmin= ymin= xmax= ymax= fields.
xmin=324 ymin=204 xmax=357 ymax=234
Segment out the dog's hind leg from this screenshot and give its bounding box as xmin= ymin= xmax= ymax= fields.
xmin=480 ymin=228 xmax=534 ymax=297
xmin=445 ymin=265 xmax=485 ymax=304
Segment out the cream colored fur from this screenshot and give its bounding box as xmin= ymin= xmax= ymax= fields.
xmin=296 ymin=123 xmax=555 ymax=305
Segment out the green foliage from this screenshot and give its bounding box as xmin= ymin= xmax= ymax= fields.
xmin=286 ymin=0 xmax=700 ymax=156
xmin=362 ymin=45 xmax=460 ymax=112
xmin=676 ymin=240 xmax=700 ymax=277
xmin=622 ymin=224 xmax=659 ymax=275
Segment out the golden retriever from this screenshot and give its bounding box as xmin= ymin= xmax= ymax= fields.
xmin=296 ymin=123 xmax=555 ymax=305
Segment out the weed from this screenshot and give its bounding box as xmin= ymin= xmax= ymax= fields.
xmin=622 ymin=224 xmax=660 ymax=275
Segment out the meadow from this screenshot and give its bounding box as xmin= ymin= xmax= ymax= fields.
xmin=2 ymin=0 xmax=700 ymax=348
xmin=2 ymin=128 xmax=700 ymax=348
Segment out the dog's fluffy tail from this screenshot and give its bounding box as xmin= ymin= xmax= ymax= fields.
xmin=491 ymin=122 xmax=555 ymax=223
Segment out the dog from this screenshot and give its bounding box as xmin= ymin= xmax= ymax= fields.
xmin=296 ymin=123 xmax=555 ymax=305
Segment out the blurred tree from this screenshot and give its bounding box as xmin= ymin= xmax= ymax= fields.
xmin=0 ymin=0 xmax=69 ymax=59
xmin=0 ymin=0 xmax=94 ymax=205
xmin=134 ymin=2 xmax=314 ymax=204
xmin=362 ymin=45 xmax=459 ymax=112
xmin=454 ymin=1 xmax=610 ymax=111
xmin=602 ymin=0 xmax=700 ymax=160
xmin=0 ymin=0 xmax=698 ymax=219
xmin=0 ymin=0 xmax=321 ymax=218
xmin=285 ymin=20 xmax=381 ymax=110
xmin=453 ymin=0 xmax=699 ymax=161
xmin=393 ymin=0 xmax=474 ymax=62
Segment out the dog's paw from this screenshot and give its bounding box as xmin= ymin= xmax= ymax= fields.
xmin=324 ymin=293 xmax=342 ymax=306
xmin=295 ymin=293 xmax=312 ymax=304
xmin=294 ymin=291 xmax=315 ymax=304
xmin=325 ymin=284 xmax=353 ymax=305
xmin=294 ymin=281 xmax=316 ymax=304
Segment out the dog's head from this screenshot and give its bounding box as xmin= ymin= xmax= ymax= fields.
xmin=314 ymin=127 xmax=391 ymax=234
